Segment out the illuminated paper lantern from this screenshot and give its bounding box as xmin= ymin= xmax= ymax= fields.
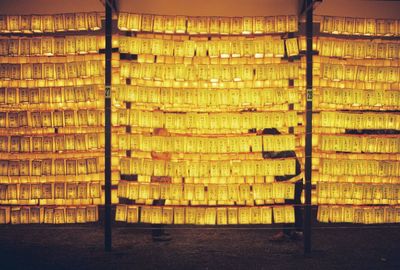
xmin=285 ymin=38 xmax=299 ymax=57
xmin=275 ymin=16 xmax=287 ymax=33
xmin=273 ymin=206 xmax=285 ymax=223
xmin=163 ymin=15 xmax=175 ymax=33
xmin=264 ymin=16 xmax=275 ymax=33
xmin=331 ymin=17 xmax=344 ymax=34
xmin=11 ymin=208 xmax=21 ymax=224
xmin=126 ymin=206 xmax=139 ymax=223
xmin=86 ymin=36 xmax=98 ymax=53
xmin=365 ymin=18 xmax=376 ymax=36
xmin=7 ymin=39 xmax=19 ymax=55
xmin=287 ymin=15 xmax=298 ymax=32
xmin=238 ymin=207 xmax=251 ymax=224
xmin=151 ymin=207 xmax=163 ymax=224
xmin=220 ymin=17 xmax=231 ymax=35
xmin=141 ymin=14 xmax=154 ymax=32
xmin=20 ymin=15 xmax=31 ymax=33
xmin=354 ymin=18 xmax=365 ymax=35
xmin=231 ymin=17 xmax=243 ymax=35
xmin=127 ymin=14 xmax=141 ymax=31
xmin=252 ymin=17 xmax=265 ymax=34
xmin=0 ymin=16 xmax=7 ymax=33
xmin=53 ymin=38 xmax=65 ymax=55
xmin=153 ymin=15 xmax=165 ymax=33
xmin=115 ymin=205 xmax=127 ymax=222
xmin=209 ymin=17 xmax=220 ymax=34
xmin=385 ymin=20 xmax=397 ymax=36
xmin=29 ymin=38 xmax=41 ymax=55
xmin=86 ymin=207 xmax=98 ymax=222
xmin=54 ymin=14 xmax=65 ymax=32
xmin=75 ymin=13 xmax=88 ymax=31
xmin=241 ymin=17 xmax=253 ymax=34
xmin=253 ymin=39 xmax=264 ymax=58
xmin=118 ymin=13 xmax=129 ymax=30
xmin=273 ymin=39 xmax=285 ymax=57
xmin=41 ymin=38 xmax=54 ymax=56
xmin=187 ymin=17 xmax=198 ymax=34
xmin=173 ymin=207 xmax=185 ymax=224
xmin=87 ymin=12 xmax=101 ymax=30
xmin=75 ymin=36 xmax=87 ymax=54
xmin=54 ymin=208 xmax=66 ymax=224
xmin=42 ymin=15 xmax=54 ymax=32
xmin=8 ymin=16 xmax=19 ymax=32
xmin=197 ymin=17 xmax=209 ymax=34
xmin=65 ymin=13 xmax=76 ymax=31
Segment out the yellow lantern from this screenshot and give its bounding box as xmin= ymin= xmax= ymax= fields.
xmin=41 ymin=38 xmax=54 ymax=56
xmin=332 ymin=16 xmax=345 ymax=34
xmin=198 ymin=17 xmax=209 ymax=34
xmin=264 ymin=16 xmax=275 ymax=33
xmin=7 ymin=16 xmax=19 ymax=32
xmin=287 ymin=15 xmax=298 ymax=32
xmin=253 ymin=17 xmax=264 ymax=34
xmin=64 ymin=13 xmax=76 ymax=31
xmin=115 ymin=204 xmax=127 ymax=221
xmin=365 ymin=18 xmax=376 ymax=36
xmin=385 ymin=19 xmax=396 ymax=36
xmin=175 ymin=16 xmax=187 ymax=33
xmin=220 ymin=17 xmax=231 ymax=35
xmin=118 ymin=13 xmax=129 ymax=31
xmin=344 ymin=17 xmax=355 ymax=34
xmin=231 ymin=17 xmax=243 ymax=35
xmin=42 ymin=15 xmax=54 ymax=32
xmin=87 ymin=12 xmax=101 ymax=31
xmin=20 ymin=15 xmax=31 ymax=33
xmin=141 ymin=14 xmax=154 ymax=32
xmin=19 ymin=39 xmax=30 ymax=55
xmin=354 ymin=18 xmax=365 ymax=35
xmin=54 ymin=14 xmax=65 ymax=32
xmin=285 ymin=38 xmax=299 ymax=57
xmin=321 ymin=16 xmax=333 ymax=33
xmin=0 ymin=16 xmax=8 ymax=33
xmin=128 ymin=13 xmax=141 ymax=31
xmin=173 ymin=207 xmax=185 ymax=224
xmin=241 ymin=17 xmax=252 ymax=34
xmin=75 ymin=13 xmax=88 ymax=31
xmin=164 ymin=15 xmax=175 ymax=33
xmin=275 ymin=15 xmax=287 ymax=33
xmin=126 ymin=206 xmax=139 ymax=223
xmin=187 ymin=17 xmax=198 ymax=35
xmin=209 ymin=17 xmax=220 ymax=34
xmin=8 ymin=39 xmax=19 ymax=56
xmin=153 ymin=15 xmax=165 ymax=33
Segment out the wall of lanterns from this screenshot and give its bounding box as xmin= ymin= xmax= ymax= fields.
xmin=0 ymin=12 xmax=104 ymax=224
xmin=315 ymin=15 xmax=400 ymax=224
xmin=114 ymin=13 xmax=305 ymax=225
xmin=0 ymin=11 xmax=398 ymax=225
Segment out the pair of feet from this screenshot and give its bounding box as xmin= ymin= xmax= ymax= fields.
xmin=152 ymin=232 xmax=172 ymax=242
xmin=269 ymin=231 xmax=303 ymax=242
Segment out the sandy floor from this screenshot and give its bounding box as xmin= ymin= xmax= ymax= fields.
xmin=0 ymin=223 xmax=399 ymax=270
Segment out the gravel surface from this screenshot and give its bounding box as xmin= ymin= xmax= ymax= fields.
xmin=0 ymin=224 xmax=399 ymax=270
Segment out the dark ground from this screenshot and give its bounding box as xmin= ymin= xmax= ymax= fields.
xmin=0 ymin=223 xmax=399 ymax=270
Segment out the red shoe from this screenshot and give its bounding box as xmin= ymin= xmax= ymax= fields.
xmin=269 ymin=231 xmax=290 ymax=242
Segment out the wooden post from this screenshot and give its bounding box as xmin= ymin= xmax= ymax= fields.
xmin=104 ymin=0 xmax=113 ymax=252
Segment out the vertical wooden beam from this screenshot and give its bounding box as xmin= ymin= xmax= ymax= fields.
xmin=104 ymin=0 xmax=113 ymax=252
xmin=304 ymin=0 xmax=313 ymax=256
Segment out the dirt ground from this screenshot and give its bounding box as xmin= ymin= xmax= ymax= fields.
xmin=0 ymin=223 xmax=399 ymax=270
